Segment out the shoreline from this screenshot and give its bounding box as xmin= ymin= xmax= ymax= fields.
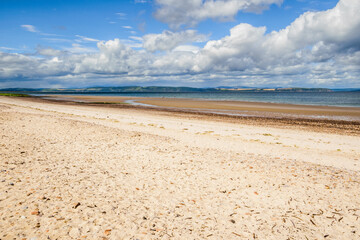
xmin=35 ymin=92 xmax=360 ymax=108
xmin=29 ymin=95 xmax=360 ymax=135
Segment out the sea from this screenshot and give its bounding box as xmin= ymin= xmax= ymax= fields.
xmin=34 ymin=91 xmax=360 ymax=108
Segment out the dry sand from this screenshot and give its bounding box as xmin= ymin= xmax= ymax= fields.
xmin=0 ymin=96 xmax=360 ymax=239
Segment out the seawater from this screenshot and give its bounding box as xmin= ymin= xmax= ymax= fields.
xmin=35 ymin=91 xmax=360 ymax=108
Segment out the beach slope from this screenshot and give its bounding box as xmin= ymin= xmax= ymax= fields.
xmin=0 ymin=96 xmax=359 ymax=239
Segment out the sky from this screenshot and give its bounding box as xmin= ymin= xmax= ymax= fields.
xmin=0 ymin=0 xmax=359 ymax=88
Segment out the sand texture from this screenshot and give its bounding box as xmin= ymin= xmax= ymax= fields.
xmin=0 ymin=96 xmax=360 ymax=239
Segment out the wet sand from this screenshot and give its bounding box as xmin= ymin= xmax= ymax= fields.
xmin=44 ymin=94 xmax=360 ymax=121
xmin=0 ymin=96 xmax=360 ymax=239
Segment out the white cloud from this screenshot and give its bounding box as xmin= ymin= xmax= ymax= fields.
xmin=191 ymin=0 xmax=360 ymax=73
xmin=0 ymin=47 xmax=19 ymax=51
xmin=154 ymin=0 xmax=283 ymax=28
xmin=173 ymin=45 xmax=200 ymax=53
xmin=36 ymin=47 xmax=64 ymax=57
xmin=120 ymin=39 xmax=143 ymax=48
xmin=21 ymin=25 xmax=38 ymax=33
xmin=65 ymin=43 xmax=98 ymax=54
xmin=129 ymin=36 xmax=143 ymax=42
xmin=116 ymin=12 xmax=127 ymax=19
xmin=2 ymin=0 xmax=360 ymax=88
xmin=75 ymin=35 xmax=100 ymax=42
xmin=73 ymin=39 xmax=150 ymax=74
xmin=122 ymin=26 xmax=133 ymax=29
xmin=42 ymin=38 xmax=72 ymax=43
xmin=192 ymin=23 xmax=265 ymax=72
xmin=21 ymin=24 xmax=60 ymax=37
xmin=143 ymin=30 xmax=207 ymax=52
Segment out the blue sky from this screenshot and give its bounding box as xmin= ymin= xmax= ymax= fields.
xmin=0 ymin=0 xmax=359 ymax=88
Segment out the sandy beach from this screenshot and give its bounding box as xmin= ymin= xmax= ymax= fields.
xmin=1 ymin=96 xmax=360 ymax=239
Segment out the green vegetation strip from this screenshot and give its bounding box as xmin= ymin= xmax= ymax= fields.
xmin=0 ymin=93 xmax=31 ymax=97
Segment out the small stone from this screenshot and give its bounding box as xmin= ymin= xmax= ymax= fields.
xmin=31 ymin=209 xmax=40 ymax=215
xmin=73 ymin=202 xmax=81 ymax=209
xmin=104 ymin=229 xmax=112 ymax=236
xmin=69 ymin=227 xmax=80 ymax=238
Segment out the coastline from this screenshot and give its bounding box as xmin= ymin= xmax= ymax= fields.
xmin=1 ymin=96 xmax=360 ymax=239
xmin=38 ymin=94 xmax=360 ymax=135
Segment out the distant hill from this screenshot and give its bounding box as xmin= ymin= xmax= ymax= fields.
xmin=331 ymin=88 xmax=360 ymax=92
xmin=0 ymin=86 xmax=340 ymax=93
xmin=0 ymin=86 xmax=218 ymax=93
xmin=216 ymin=87 xmax=333 ymax=92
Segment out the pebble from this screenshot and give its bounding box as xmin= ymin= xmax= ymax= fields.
xmin=31 ymin=209 xmax=40 ymax=215
xmin=104 ymin=229 xmax=112 ymax=236
xmin=69 ymin=227 xmax=81 ymax=238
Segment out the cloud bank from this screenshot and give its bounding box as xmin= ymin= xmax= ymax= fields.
xmin=154 ymin=0 xmax=283 ymax=29
xmin=143 ymin=30 xmax=207 ymax=52
xmin=1 ymin=0 xmax=360 ymax=88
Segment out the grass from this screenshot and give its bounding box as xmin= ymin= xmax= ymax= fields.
xmin=0 ymin=93 xmax=31 ymax=97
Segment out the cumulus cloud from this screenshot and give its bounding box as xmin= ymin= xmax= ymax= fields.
xmin=143 ymin=30 xmax=207 ymax=52
xmin=1 ymin=0 xmax=360 ymax=88
xmin=72 ymin=39 xmax=151 ymax=75
xmin=0 ymin=51 xmax=75 ymax=81
xmin=173 ymin=45 xmax=201 ymax=53
xmin=36 ymin=47 xmax=65 ymax=57
xmin=154 ymin=0 xmax=283 ymax=28
xmin=119 ymin=36 xmax=143 ymax=48
xmin=191 ymin=0 xmax=360 ymax=73
xmin=64 ymin=43 xmax=98 ymax=54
